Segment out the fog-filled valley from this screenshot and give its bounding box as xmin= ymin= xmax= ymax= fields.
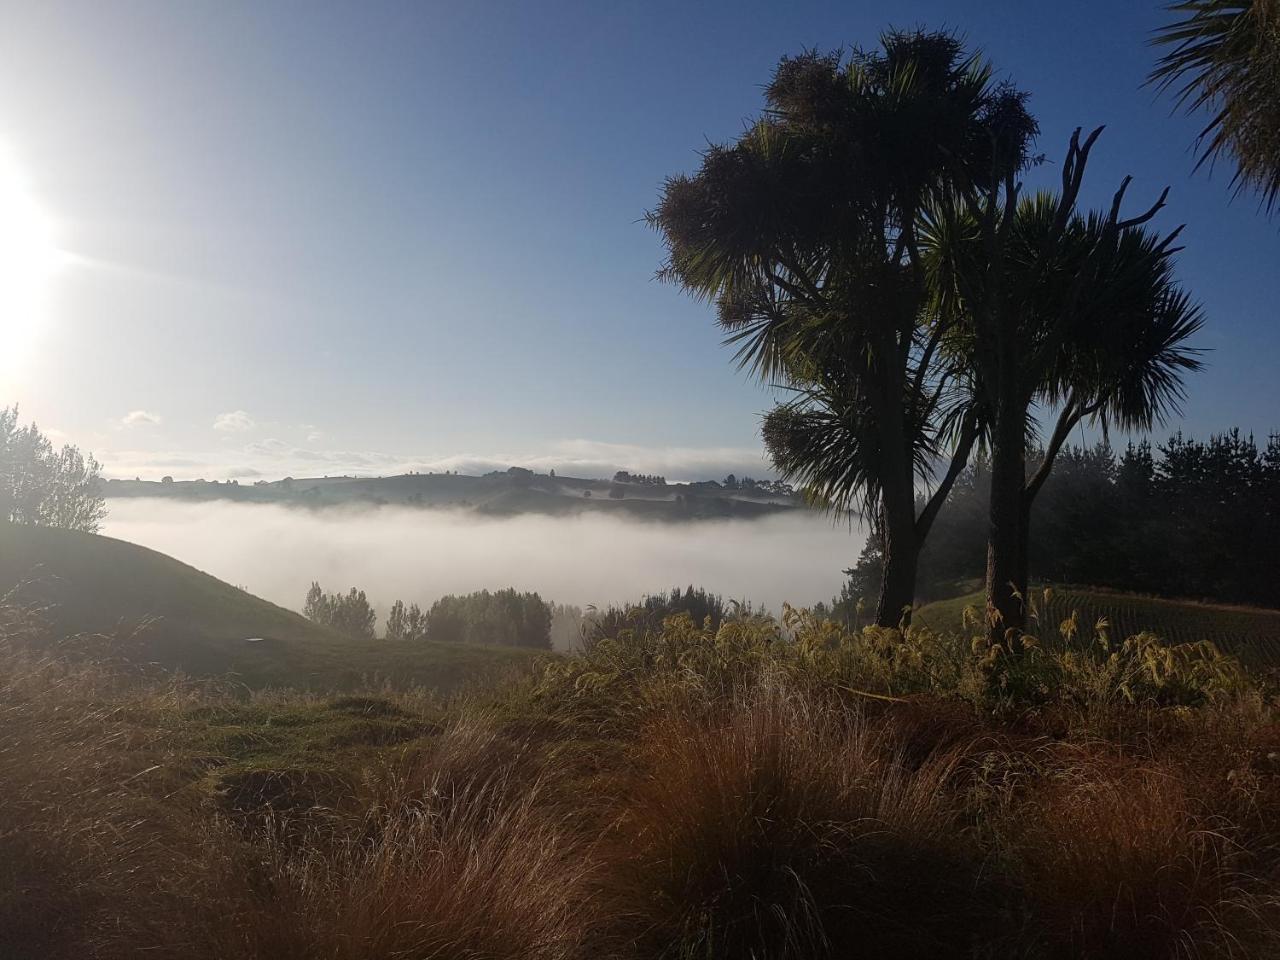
xmin=102 ymin=497 xmax=866 ymax=622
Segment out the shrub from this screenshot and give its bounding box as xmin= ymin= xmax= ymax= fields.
xmin=974 ymin=596 xmax=1253 ymax=713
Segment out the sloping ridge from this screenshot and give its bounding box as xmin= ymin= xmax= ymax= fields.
xmin=0 ymin=521 xmax=540 ymax=690
xmin=1 ymin=520 xmax=339 ymax=671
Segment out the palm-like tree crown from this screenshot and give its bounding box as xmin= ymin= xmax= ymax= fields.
xmin=649 ymin=32 xmax=1034 ymax=513
xmin=920 ymin=191 xmax=1204 ymax=445
xmin=1152 ymin=0 xmax=1280 ymax=210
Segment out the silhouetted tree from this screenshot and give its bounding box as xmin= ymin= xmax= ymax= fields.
xmin=303 ymin=582 xmax=326 ymax=623
xmin=404 ymin=602 xmax=426 ymax=642
xmin=652 ymin=34 xmax=1033 ymax=626
xmin=924 ymin=128 xmax=1203 ymax=640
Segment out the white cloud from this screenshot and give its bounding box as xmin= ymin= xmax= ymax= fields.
xmin=212 ymin=410 xmax=255 ymax=433
xmin=120 ymin=410 xmax=162 ymax=428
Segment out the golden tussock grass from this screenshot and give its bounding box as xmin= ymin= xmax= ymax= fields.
xmin=5 ymin=608 xmax=1280 ymax=958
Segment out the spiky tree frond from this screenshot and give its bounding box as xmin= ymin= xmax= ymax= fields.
xmin=1151 ymin=0 xmax=1280 ymax=210
xmin=761 ymin=339 xmax=949 ymax=518
xmin=919 ymin=187 xmax=1204 ymax=441
xmin=762 ymin=395 xmax=886 ymax=518
xmin=1089 ymin=287 xmax=1205 ymax=430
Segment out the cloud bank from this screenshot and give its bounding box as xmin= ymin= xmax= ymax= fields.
xmin=102 ymin=499 xmax=865 ymax=620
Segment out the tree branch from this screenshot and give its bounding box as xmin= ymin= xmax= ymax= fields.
xmin=776 ymin=250 xmax=827 ymax=304
xmin=1023 ymin=396 xmax=1083 ymax=505
xmin=916 ymin=412 xmax=979 ymax=541
xmin=1116 ymin=186 xmax=1170 ymax=229
xmin=909 ymin=321 xmax=947 ymax=409
xmin=764 ymin=267 xmax=820 ymax=307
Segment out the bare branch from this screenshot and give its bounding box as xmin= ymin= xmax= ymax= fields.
xmin=1054 ymin=125 xmax=1105 ymax=234
xmin=1117 ymin=186 xmax=1171 ymax=229
xmin=1106 ymin=175 xmax=1133 ymax=226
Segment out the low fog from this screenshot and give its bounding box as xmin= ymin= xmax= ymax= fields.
xmin=103 ymin=499 xmax=867 ymax=622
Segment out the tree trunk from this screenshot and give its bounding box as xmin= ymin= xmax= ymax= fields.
xmin=875 ymin=486 xmax=919 ymax=628
xmin=1015 ymin=496 xmax=1032 ymax=609
xmin=869 ymin=323 xmax=920 ymax=629
xmin=985 ymin=407 xmax=1027 ymax=644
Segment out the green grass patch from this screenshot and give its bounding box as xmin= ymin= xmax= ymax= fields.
xmin=0 ymin=521 xmax=544 ymax=692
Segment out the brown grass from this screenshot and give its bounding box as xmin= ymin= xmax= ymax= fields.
xmin=1009 ymin=756 xmax=1261 ymax=958
xmin=6 ymin=608 xmax=1280 ymax=958
xmin=0 ymin=628 xmax=608 ymax=960
xmin=606 ymin=680 xmax=999 ymax=959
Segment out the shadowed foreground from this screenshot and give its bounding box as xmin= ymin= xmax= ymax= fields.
xmin=5 ymin=603 xmax=1280 ymax=959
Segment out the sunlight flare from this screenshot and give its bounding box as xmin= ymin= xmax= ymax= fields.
xmin=0 ymin=148 xmax=63 ymax=380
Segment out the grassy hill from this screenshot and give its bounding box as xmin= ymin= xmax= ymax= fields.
xmin=916 ymin=584 xmax=1280 ymax=668
xmin=0 ymin=521 xmax=542 ymax=691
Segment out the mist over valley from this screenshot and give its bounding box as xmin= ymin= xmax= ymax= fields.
xmin=101 ymin=497 xmax=866 ymax=625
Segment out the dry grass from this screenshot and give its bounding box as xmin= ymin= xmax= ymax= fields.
xmin=607 ymin=678 xmax=998 ymax=959
xmin=0 ymin=624 xmax=607 ymax=960
xmin=1005 ymin=757 xmax=1251 ymax=957
xmin=6 ymin=607 xmax=1280 ymax=958
xmin=204 ymin=734 xmax=609 ymax=960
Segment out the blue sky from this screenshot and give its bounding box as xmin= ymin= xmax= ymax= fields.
xmin=1 ymin=0 xmax=1275 ymax=481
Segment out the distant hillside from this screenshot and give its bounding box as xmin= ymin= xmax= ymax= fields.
xmin=103 ymin=469 xmax=801 ymax=521
xmin=915 ymin=585 xmax=1280 ymax=668
xmin=0 ymin=521 xmax=541 ymax=690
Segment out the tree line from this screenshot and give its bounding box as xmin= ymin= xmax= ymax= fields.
xmin=651 ymin=29 xmax=1218 ymax=641
xmin=717 ymin=475 xmax=793 ymax=495
xmin=835 ymin=429 xmax=1280 ymax=615
xmin=303 ymin=582 xmax=552 ymax=648
xmin=613 ymin=471 xmax=667 ymax=485
xmin=300 ymin=582 xmax=741 ymax=650
xmin=423 ymin=588 xmax=551 ymax=648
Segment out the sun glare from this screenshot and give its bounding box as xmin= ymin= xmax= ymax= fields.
xmin=0 ymin=150 xmax=62 ymax=380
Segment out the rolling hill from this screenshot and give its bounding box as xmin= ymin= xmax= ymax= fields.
xmin=915 ymin=585 xmax=1280 ymax=668
xmin=103 ymin=469 xmax=799 ymax=521
xmin=0 ymin=521 xmax=542 ymax=691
